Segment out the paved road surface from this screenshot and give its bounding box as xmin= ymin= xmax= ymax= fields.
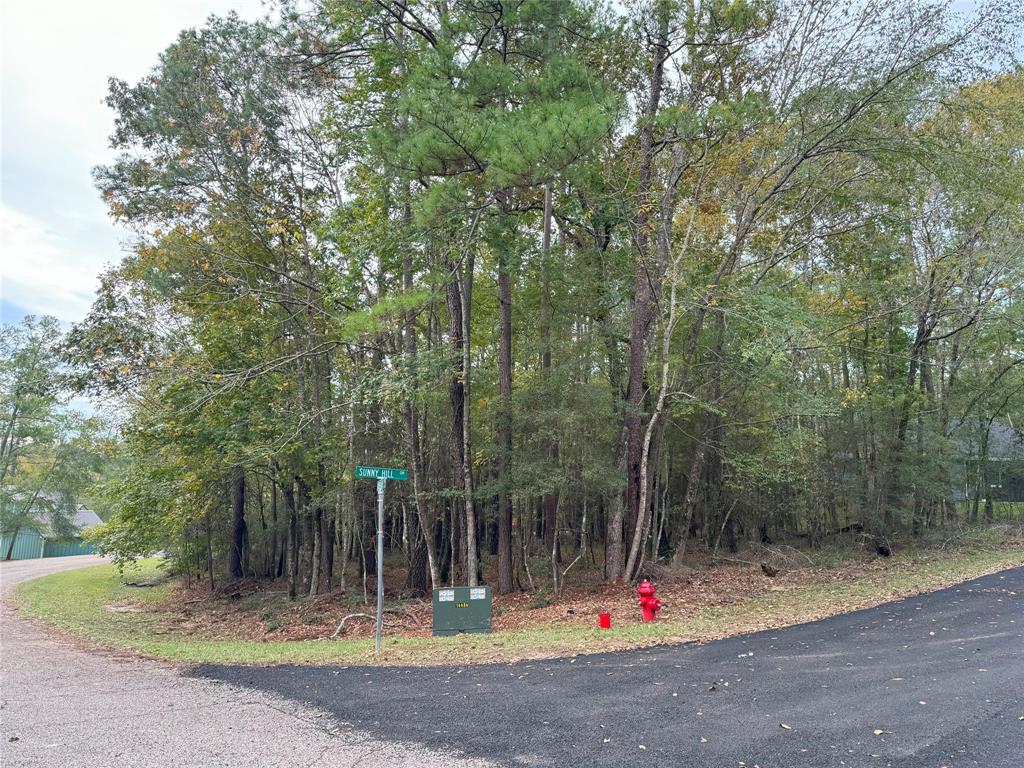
xmin=198 ymin=567 xmax=1024 ymax=768
xmin=3 ymin=556 xmax=1022 ymax=767
xmin=0 ymin=556 xmax=489 ymax=768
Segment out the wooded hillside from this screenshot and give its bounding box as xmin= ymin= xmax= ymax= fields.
xmin=65 ymin=0 xmax=1024 ymax=597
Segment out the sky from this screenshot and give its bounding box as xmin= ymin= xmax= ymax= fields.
xmin=1 ymin=0 xmax=266 ymax=327
xmin=0 ymin=0 xmax=995 ymax=331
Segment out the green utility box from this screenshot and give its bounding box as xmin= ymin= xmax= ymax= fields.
xmin=432 ymin=586 xmax=492 ymax=636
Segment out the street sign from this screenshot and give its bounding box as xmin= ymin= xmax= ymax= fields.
xmin=354 ymin=465 xmax=408 ymax=652
xmin=355 ymin=466 xmax=409 ymax=481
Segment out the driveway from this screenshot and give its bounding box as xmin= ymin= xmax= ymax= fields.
xmin=0 ymin=556 xmax=489 ymax=768
xmin=195 ymin=567 xmax=1024 ymax=768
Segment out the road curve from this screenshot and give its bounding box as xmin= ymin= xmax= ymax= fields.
xmin=0 ymin=556 xmax=490 ymax=768
xmin=196 ymin=567 xmax=1024 ymax=768
xmin=4 ymin=556 xmax=1022 ymax=767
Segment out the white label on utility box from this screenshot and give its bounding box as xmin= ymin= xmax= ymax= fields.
xmin=470 ymin=588 xmax=486 ymax=600
xmin=438 ymin=589 xmax=455 ymax=602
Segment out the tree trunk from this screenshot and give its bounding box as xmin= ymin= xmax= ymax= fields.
xmin=408 ymin=505 xmax=431 ymax=596
xmin=496 ymin=209 xmax=515 ymax=594
xmin=673 ymin=433 xmax=709 ymax=565
xmin=617 ymin=11 xmax=670 ymax=583
xmin=325 ymin=514 xmax=335 ymax=586
xmin=205 ymin=509 xmax=215 ymax=591
xmin=405 ymin=231 xmax=440 ymax=590
xmin=461 ymin=247 xmax=479 ymax=586
xmin=975 ymin=417 xmax=992 ymax=523
xmin=4 ymin=526 xmax=20 ymax=561
xmin=444 ymin=239 xmax=478 ymax=586
xmin=540 ymin=183 xmax=560 ymax=563
xmin=339 ymin=401 xmax=356 ymax=591
xmin=270 ymin=474 xmax=279 ymax=578
xmin=879 ymin=275 xmax=938 ymax=518
xmin=624 ymin=156 xmax=700 ymax=581
xmin=308 ymin=505 xmax=322 ymax=597
xmin=283 ymin=479 xmax=299 ymax=600
xmin=298 ymin=478 xmax=313 ymax=588
xmin=228 ymin=466 xmax=247 ymax=579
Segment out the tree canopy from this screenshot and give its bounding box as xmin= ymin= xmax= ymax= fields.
xmin=63 ymin=0 xmax=1024 ymax=595
xmin=1 ymin=316 xmax=106 ymax=558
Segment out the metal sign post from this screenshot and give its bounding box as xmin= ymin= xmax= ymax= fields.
xmin=375 ymin=477 xmax=386 ymax=652
xmin=355 ymin=466 xmax=408 ymax=652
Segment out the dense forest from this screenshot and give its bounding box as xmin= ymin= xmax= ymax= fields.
xmin=47 ymin=0 xmax=1024 ymax=596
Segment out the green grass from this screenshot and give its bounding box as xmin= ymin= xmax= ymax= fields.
xmin=14 ymin=543 xmax=1024 ymax=667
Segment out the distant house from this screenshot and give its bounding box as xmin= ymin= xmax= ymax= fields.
xmin=960 ymin=421 xmax=1024 ymax=503
xmin=0 ymin=505 xmax=102 ymax=560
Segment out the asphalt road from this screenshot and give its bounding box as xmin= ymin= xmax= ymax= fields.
xmin=0 ymin=556 xmax=490 ymax=768
xmin=2 ymin=557 xmax=1021 ymax=767
xmin=195 ymin=567 xmax=1024 ymax=768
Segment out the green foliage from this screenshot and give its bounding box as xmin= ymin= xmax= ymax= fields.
xmin=51 ymin=0 xmax=1024 ymax=595
xmin=1 ymin=317 xmax=107 ymax=551
xmin=526 ymin=587 xmax=551 ymax=610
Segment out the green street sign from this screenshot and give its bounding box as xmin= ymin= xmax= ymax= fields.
xmin=355 ymin=464 xmax=408 ymax=652
xmin=355 ymin=465 xmax=408 ymax=481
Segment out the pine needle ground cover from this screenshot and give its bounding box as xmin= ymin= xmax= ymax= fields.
xmin=14 ymin=525 xmax=1024 ymax=667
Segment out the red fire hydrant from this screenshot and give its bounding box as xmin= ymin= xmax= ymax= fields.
xmin=637 ymin=579 xmax=661 ymax=622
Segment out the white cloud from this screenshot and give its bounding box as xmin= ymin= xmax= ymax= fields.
xmin=1 ymin=0 xmax=266 ymax=326
xmin=1 ymin=205 xmax=104 ymax=322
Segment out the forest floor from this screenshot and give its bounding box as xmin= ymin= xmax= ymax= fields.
xmin=14 ymin=523 xmax=1024 ymax=666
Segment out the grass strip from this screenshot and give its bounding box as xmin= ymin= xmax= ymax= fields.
xmin=13 ymin=546 xmax=1024 ymax=667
